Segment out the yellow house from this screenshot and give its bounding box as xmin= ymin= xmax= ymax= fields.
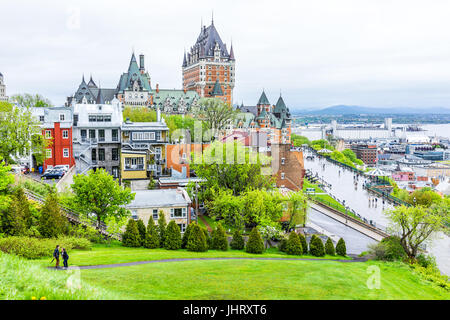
xmin=120 ymin=150 xmax=147 ymax=180
xmin=126 ymin=188 xmax=192 ymax=232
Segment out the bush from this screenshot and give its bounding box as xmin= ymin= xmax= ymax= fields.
xmin=164 ymin=220 xmax=181 ymax=250
xmin=230 ymin=230 xmax=245 ymax=250
xmin=2 ymin=187 xmax=32 ymax=236
xmin=325 ymin=237 xmax=335 ymax=255
xmin=278 ymin=237 xmax=288 ymax=252
xmin=336 ymin=238 xmax=347 ymax=256
xmin=411 ymin=263 xmax=450 ymax=291
xmin=144 ymin=218 xmax=159 ymax=249
xmin=122 ymin=219 xmax=141 ymax=247
xmin=186 ymin=223 xmax=207 ymax=252
xmin=416 ymin=254 xmax=437 ymax=269
xmin=380 ymin=236 xmax=407 ymax=261
xmin=0 ymin=236 xmax=91 ymax=259
xmin=182 ymin=223 xmax=193 ymax=249
xmin=201 ymin=227 xmax=211 ymax=249
xmin=211 ymin=223 xmax=228 ymax=251
xmin=136 ymin=219 xmax=146 ymax=246
xmin=298 ymin=233 xmax=308 ymax=254
xmin=157 ymin=211 xmax=167 ymax=248
xmin=38 ymin=191 xmax=67 ymax=238
xmin=309 ymin=235 xmax=325 ymax=257
xmin=285 ymin=232 xmax=303 ymax=255
xmin=245 ymin=227 xmax=264 ymax=254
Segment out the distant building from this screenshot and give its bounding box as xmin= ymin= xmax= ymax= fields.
xmin=0 ymin=72 xmax=8 ymax=101
xmin=182 ymin=19 xmax=235 ymax=105
xmin=270 ymin=144 xmax=305 ymax=191
xmin=152 ymin=85 xmax=199 ymax=115
xmin=350 ymin=143 xmax=378 ymax=165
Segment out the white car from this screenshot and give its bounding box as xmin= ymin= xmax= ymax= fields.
xmin=52 ymin=165 xmax=69 ymax=173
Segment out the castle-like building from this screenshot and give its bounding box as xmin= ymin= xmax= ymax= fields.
xmin=182 ymin=18 xmax=235 ymax=105
xmin=0 ymin=72 xmax=9 ymax=102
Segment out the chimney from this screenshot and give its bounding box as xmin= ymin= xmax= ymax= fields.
xmin=156 ymin=83 xmax=159 ymax=93
xmin=139 ymin=54 xmax=145 ymax=71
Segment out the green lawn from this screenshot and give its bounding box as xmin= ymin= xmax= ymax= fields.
xmin=79 ymin=259 xmax=450 ymax=299
xmin=38 ymin=244 xmax=348 ymax=267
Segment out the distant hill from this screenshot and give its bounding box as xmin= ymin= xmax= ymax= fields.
xmin=293 ymin=105 xmax=450 ymax=115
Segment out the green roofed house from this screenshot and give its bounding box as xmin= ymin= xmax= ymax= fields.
xmin=151 ymin=85 xmax=199 ymax=115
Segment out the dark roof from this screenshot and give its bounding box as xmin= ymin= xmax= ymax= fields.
xmin=87 ymin=75 xmax=97 ymax=88
xmin=96 ymin=88 xmax=105 ymax=104
xmin=229 ymin=44 xmax=235 ymax=60
xmin=90 ymin=88 xmax=116 ymax=102
xmin=210 ymin=79 xmax=224 ymax=96
xmin=257 ymin=91 xmax=270 ymax=105
xmin=182 ymin=52 xmax=187 ymax=67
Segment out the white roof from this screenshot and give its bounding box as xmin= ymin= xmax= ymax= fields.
xmin=73 ymin=101 xmax=123 ymax=127
xmin=126 ymin=188 xmax=191 ymax=209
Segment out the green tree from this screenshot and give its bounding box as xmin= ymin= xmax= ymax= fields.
xmin=309 ymin=235 xmax=325 ymax=257
xmin=325 ymin=237 xmax=335 ymax=256
xmin=202 ymin=227 xmax=211 ymax=249
xmin=0 ymin=158 xmax=13 ymax=193
xmin=136 ymin=219 xmax=146 ymax=246
xmin=242 ymin=189 xmax=284 ymax=228
xmin=285 ymin=231 xmax=303 ymax=255
xmin=245 ymin=227 xmax=264 ymax=254
xmin=182 ymin=222 xmax=193 ymax=249
xmin=230 ymin=230 xmax=245 ymax=250
xmin=104 ymin=215 xmax=129 ymax=246
xmin=122 ymin=106 xmax=156 ymax=122
xmin=38 ymin=189 xmax=66 ymax=238
xmin=336 ymin=238 xmax=347 ymax=256
xmin=385 ymin=205 xmax=447 ymax=259
xmin=71 ymin=169 xmax=135 ymax=226
xmin=157 ymin=211 xmax=167 ymax=248
xmin=287 ymin=191 xmax=308 ymax=228
xmin=193 ymin=97 xmax=237 ymax=133
xmin=299 ymin=233 xmax=308 ymax=254
xmin=206 ymin=188 xmax=245 ymax=230
xmin=291 ymin=134 xmax=311 ymax=147
xmin=2 ymin=187 xmax=32 ymax=236
xmin=11 ymin=93 xmax=53 ymax=108
xmin=122 ymin=219 xmax=141 ymax=247
xmin=164 ymin=220 xmax=182 ymax=250
xmin=187 ymin=223 xmax=208 ymax=252
xmin=211 ymin=223 xmax=228 ymax=251
xmin=144 ymin=217 xmax=160 ymax=249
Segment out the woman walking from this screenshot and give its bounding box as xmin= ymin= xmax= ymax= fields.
xmin=61 ymin=248 xmax=69 ymax=269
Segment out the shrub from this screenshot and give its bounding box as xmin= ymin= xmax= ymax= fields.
xmin=411 ymin=263 xmax=450 ymax=291
xmin=336 ymin=238 xmax=347 ymax=256
xmin=186 ymin=223 xmax=207 ymax=252
xmin=157 ymin=211 xmax=167 ymax=248
xmin=299 ymin=233 xmax=308 ymax=254
xmin=416 ymin=254 xmax=437 ymax=269
xmin=379 ymin=236 xmax=407 ymax=261
xmin=230 ymin=230 xmax=245 ymax=250
xmin=122 ymin=219 xmax=141 ymax=247
xmin=136 ymin=219 xmax=146 ymax=246
xmin=285 ymin=232 xmax=303 ymax=255
xmin=38 ymin=191 xmax=67 ymax=238
xmin=309 ymin=235 xmax=325 ymax=257
xmin=278 ymin=237 xmax=288 ymax=252
xmin=144 ymin=218 xmax=159 ymax=249
xmin=245 ymin=227 xmax=264 ymax=254
xmin=181 ymin=223 xmax=193 ymax=249
xmin=325 ymin=237 xmax=335 ymax=255
xmin=211 ymin=223 xmax=228 ymax=251
xmin=56 ymin=236 xmax=92 ymax=250
xmin=201 ymin=227 xmax=211 ymax=249
xmin=2 ymin=187 xmax=32 ymax=236
xmin=164 ymin=220 xmax=181 ymax=250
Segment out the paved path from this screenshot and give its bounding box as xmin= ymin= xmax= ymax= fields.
xmin=50 ymin=255 xmax=368 ymax=270
xmin=199 ymin=215 xmax=213 ymax=232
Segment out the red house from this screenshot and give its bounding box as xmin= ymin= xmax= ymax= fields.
xmin=41 ymin=107 xmax=75 ymax=171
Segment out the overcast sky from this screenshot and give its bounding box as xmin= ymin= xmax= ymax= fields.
xmin=2 ymin=0 xmax=450 ymax=110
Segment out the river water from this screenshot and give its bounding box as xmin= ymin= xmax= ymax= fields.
xmin=304 ymin=151 xmax=450 ymax=275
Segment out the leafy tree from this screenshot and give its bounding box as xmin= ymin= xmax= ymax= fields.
xmin=286 ymin=191 xmax=308 ymax=228
xmin=157 ymin=210 xmax=167 ymax=248
xmin=38 ymin=189 xmax=67 ymax=238
xmin=71 ymin=169 xmax=135 ymax=226
xmin=104 ymin=215 xmax=129 ymax=246
xmin=211 ymin=223 xmax=228 ymax=251
xmin=164 ymin=220 xmax=182 ymax=250
xmin=336 ymin=238 xmax=347 ymax=256
xmin=136 ymin=219 xmax=146 ymax=246
xmin=291 ymin=134 xmax=311 ymax=147
xmin=0 ymin=158 xmax=13 ymax=194
xmin=245 ymin=227 xmax=264 ymax=254
xmin=309 ymin=235 xmax=325 ymax=257
xmin=325 ymin=237 xmax=335 ymax=256
xmin=285 ymin=232 xmax=303 ymax=255
xmin=201 ymin=227 xmax=211 ymax=249
xmin=122 ymin=219 xmax=141 ymax=247
xmin=259 ymin=225 xmax=282 ymax=249
xmin=385 ymin=205 xmax=447 ymax=259
xmin=122 ymin=106 xmax=156 ymax=122
xmin=181 ymin=222 xmax=193 ymax=249
xmin=0 ymin=103 xmax=42 ymax=163
xmin=242 ymin=189 xmax=284 ymax=228
xmin=31 ymin=133 xmax=52 ymax=167
xmin=193 ymin=97 xmax=237 ymax=133
xmin=144 ymin=217 xmax=160 ymax=249
xmin=278 ymin=236 xmax=288 ymax=252
xmin=407 ymin=188 xmax=443 ymax=207
xmin=2 ymin=187 xmax=32 ymax=236
xmin=187 ymin=223 xmax=208 ymax=252
xmin=11 ymin=93 xmax=53 ymax=108
xmin=206 ymin=188 xmax=245 ymax=230
xmin=298 ymin=233 xmax=308 ymax=254
xmin=230 ymin=230 xmax=244 ymax=250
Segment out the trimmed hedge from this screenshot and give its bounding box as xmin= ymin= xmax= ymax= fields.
xmin=245 ymin=228 xmax=264 ymax=254
xmin=122 ymin=219 xmax=141 ymax=247
xmin=325 ymin=237 xmax=335 ymax=256
xmin=299 ymin=233 xmax=308 ymax=255
xmin=336 ymin=238 xmax=347 ymax=257
xmin=164 ymin=220 xmax=181 ymax=250
xmin=309 ymin=235 xmax=325 ymax=257
xmin=136 ymin=219 xmax=146 ymax=246
xmin=201 ymin=227 xmax=211 ymax=249
xmin=285 ymin=232 xmax=303 ymax=256
xmin=230 ymin=230 xmax=245 ymax=250
xmin=144 ymin=218 xmax=159 ymax=249
xmin=211 ymin=223 xmax=228 ymax=251
xmin=181 ymin=223 xmax=193 ymax=249
xmin=278 ymin=237 xmax=288 ymax=252
xmin=186 ymin=223 xmax=208 ymax=252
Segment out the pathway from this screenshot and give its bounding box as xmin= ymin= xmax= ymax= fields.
xmin=50 ymin=255 xmax=368 ymax=270
xmin=199 ymin=215 xmax=213 ymax=232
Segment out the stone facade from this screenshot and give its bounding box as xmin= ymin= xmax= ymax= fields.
xmin=270 ymin=143 xmax=305 ymax=191
xmin=0 ymin=72 xmax=8 ymax=101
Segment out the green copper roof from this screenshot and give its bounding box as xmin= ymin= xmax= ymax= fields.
xmin=257 ymin=91 xmax=270 ymax=105
xmin=117 ymin=53 xmax=151 ymax=93
xmin=211 ymin=79 xmax=224 ymax=96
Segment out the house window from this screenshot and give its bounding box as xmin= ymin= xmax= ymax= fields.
xmin=73 ymin=114 xmax=78 ymax=123
xmin=152 ymin=209 xmax=158 ymax=220
xmin=45 ymin=130 xmax=52 ymax=139
xmin=62 ymin=130 xmax=69 ymax=139
xmin=92 ymin=149 xmax=96 ymax=161
xmin=281 ymin=158 xmax=285 ymax=165
xmin=81 ymin=130 xmax=87 ymax=140
xmin=112 ymin=148 xmax=119 ymax=161
xmin=99 ymin=129 xmax=105 ymax=142
xmin=39 ymin=116 xmax=44 ymax=122
xmin=112 ymin=129 xmax=118 ymax=141
xmin=59 ymin=114 xmax=65 ymax=121
xmin=131 ymin=210 xmax=138 ymax=220
xmin=88 ymin=115 xmax=97 ymax=122
xmin=46 ymin=149 xmax=52 ymax=159
xmin=112 ymin=166 xmax=119 ymax=178
xmin=132 ymin=132 xmax=155 ymax=141
xmin=281 ymin=173 xmax=285 ymax=180
xmin=98 ymin=148 xmax=105 ymax=161
xmin=170 ymin=208 xmax=186 ymax=218
xmin=63 ymin=148 xmax=69 ymax=158
xmin=178 ymin=223 xmax=186 ymax=233
xmin=89 ymin=129 xmax=96 ymax=139
xmin=125 ymin=157 xmax=144 ymax=170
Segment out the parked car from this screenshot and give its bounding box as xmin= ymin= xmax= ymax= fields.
xmin=10 ymin=165 xmax=28 ymax=174
xmin=52 ymin=165 xmax=69 ymax=173
xmin=42 ymin=169 xmax=65 ymax=180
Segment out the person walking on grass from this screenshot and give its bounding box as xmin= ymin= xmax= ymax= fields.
xmin=53 ymin=245 xmax=60 ymax=269
xmin=61 ymin=248 xmax=69 ymax=269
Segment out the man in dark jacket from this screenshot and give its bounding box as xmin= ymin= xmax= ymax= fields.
xmin=53 ymin=245 xmax=60 ymax=269
xmin=61 ymin=248 xmax=69 ymax=268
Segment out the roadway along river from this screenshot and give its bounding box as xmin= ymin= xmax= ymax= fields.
xmin=304 ymin=151 xmax=450 ymax=275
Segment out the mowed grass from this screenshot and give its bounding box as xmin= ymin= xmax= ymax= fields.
xmin=79 ymin=259 xmax=450 ymax=300
xmin=38 ymin=244 xmax=348 ymax=267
